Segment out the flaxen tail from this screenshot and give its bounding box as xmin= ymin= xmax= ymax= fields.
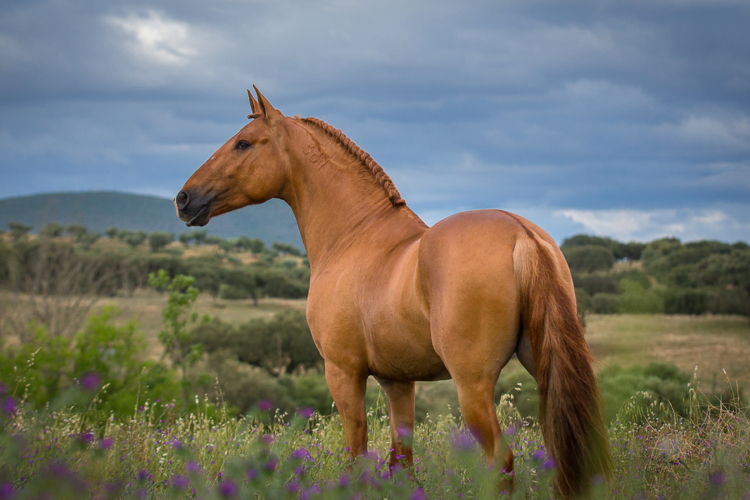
xmin=513 ymin=234 xmax=612 ymax=498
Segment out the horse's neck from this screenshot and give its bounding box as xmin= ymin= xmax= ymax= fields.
xmin=280 ymin=122 xmax=426 ymax=268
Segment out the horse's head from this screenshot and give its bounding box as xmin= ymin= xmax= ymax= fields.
xmin=175 ymin=86 xmax=290 ymax=227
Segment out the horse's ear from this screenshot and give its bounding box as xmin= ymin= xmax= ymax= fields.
xmin=247 ymin=89 xmax=261 ymax=116
xmin=253 ymin=85 xmax=283 ymax=121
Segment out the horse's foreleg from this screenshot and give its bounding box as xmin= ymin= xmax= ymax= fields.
xmin=377 ymin=379 xmax=415 ymax=470
xmin=325 ymin=362 xmax=368 ymax=459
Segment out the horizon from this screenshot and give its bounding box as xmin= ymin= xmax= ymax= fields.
xmin=1 ymin=189 xmax=747 ymax=246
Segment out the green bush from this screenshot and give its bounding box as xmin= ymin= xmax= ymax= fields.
xmin=597 ymin=363 xmax=691 ymax=423
xmin=664 ymin=288 xmax=711 ymax=315
xmin=616 ymin=279 xmax=664 ymax=314
xmin=591 ymin=293 xmax=620 ymax=314
xmin=710 ymin=286 xmax=750 ymax=315
xmin=192 ymin=310 xmax=322 ymax=375
xmin=562 ymin=245 xmax=615 ymax=273
xmin=219 ymin=283 xmax=250 ymax=300
xmin=573 ymin=274 xmax=618 ymax=295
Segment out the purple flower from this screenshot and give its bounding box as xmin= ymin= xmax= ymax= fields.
xmin=298 ymin=407 xmax=314 ymax=419
xmin=411 ymin=487 xmax=427 ymax=500
xmin=258 ymin=399 xmax=272 ymax=412
xmin=265 ymin=458 xmax=278 ymax=472
xmin=171 ymin=475 xmax=189 ymax=489
xmin=80 ymin=372 xmax=101 ymax=391
xmin=542 ymin=458 xmax=556 ymax=470
xmin=247 ymin=468 xmax=258 ymax=480
xmin=99 ymin=438 xmax=113 ymax=450
xmin=292 ymin=448 xmax=310 ymax=460
xmin=339 ymin=476 xmax=349 ymax=488
xmin=531 ymin=449 xmax=546 ymax=461
xmin=78 ymin=432 xmax=95 ymax=444
xmin=0 ymin=482 xmax=13 ymax=500
xmin=300 ymin=485 xmax=321 ymax=500
xmin=450 ymin=430 xmax=474 ymax=451
xmin=137 ymin=470 xmax=149 ymax=481
xmin=1 ymin=397 xmax=16 ymax=416
xmin=219 ymin=479 xmax=238 ymax=497
xmin=287 ymin=481 xmax=300 ymax=494
xmin=171 ymin=439 xmax=182 ymax=449
xmin=186 ymin=461 xmax=201 ymax=474
xmin=709 ymin=470 xmax=725 ymax=486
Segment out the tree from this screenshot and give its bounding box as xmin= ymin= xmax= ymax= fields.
xmin=272 ymin=242 xmax=302 ymax=256
xmin=40 ymin=223 xmax=64 ymax=238
xmin=149 ymin=232 xmax=174 ymax=252
xmin=236 ymin=236 xmax=266 ymax=254
xmin=105 ymin=227 xmax=119 ymax=239
xmin=124 ymin=231 xmax=147 ymax=248
xmin=8 ymin=222 xmax=32 ymax=239
xmin=561 ymin=245 xmax=615 ymax=273
xmin=148 ymin=269 xmax=201 ymax=407
xmin=66 ymin=224 xmax=88 ymax=239
xmin=191 ymin=229 xmax=207 ymax=245
xmin=178 ymin=233 xmax=192 ymax=246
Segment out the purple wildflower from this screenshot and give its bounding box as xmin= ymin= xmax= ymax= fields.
xmin=186 ymin=461 xmax=201 ymax=474
xmin=80 ymin=372 xmax=101 ymax=391
xmin=137 ymin=470 xmax=149 ymax=481
xmin=411 ymin=487 xmax=428 ymax=500
xmin=450 ymin=430 xmax=475 ymax=451
xmin=78 ymin=432 xmax=95 ymax=444
xmin=258 ymin=399 xmax=272 ymax=412
xmin=299 ymin=407 xmax=314 ymax=419
xmin=219 ymin=479 xmax=238 ymax=497
xmin=1 ymin=397 xmax=16 ymax=416
xmin=171 ymin=475 xmax=189 ymax=489
xmin=292 ymin=448 xmax=310 ymax=460
xmin=99 ymin=438 xmax=113 ymax=450
xmin=0 ymin=482 xmax=13 ymax=500
xmin=709 ymin=470 xmax=725 ymax=486
xmin=531 ymin=449 xmax=546 ymax=461
xmin=339 ymin=476 xmax=349 ymax=488
xmin=542 ymin=458 xmax=556 ymax=470
xmin=247 ymin=468 xmax=258 ymax=480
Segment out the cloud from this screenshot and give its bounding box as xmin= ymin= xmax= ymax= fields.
xmin=106 ymin=10 xmax=197 ymax=65
xmin=554 ymin=207 xmax=750 ymax=242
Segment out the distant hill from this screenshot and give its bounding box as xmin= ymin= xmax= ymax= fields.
xmin=0 ymin=191 xmax=303 ymax=248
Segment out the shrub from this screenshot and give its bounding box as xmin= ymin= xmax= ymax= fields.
xmin=219 ymin=283 xmax=250 ymax=300
xmin=710 ymin=287 xmax=750 ymax=316
xmin=562 ymin=245 xmax=615 ymax=273
xmin=616 ymin=279 xmax=664 ymax=314
xmin=591 ymin=293 xmax=619 ymax=314
xmin=149 ymin=231 xmax=175 ymax=252
xmin=573 ymin=274 xmax=618 ymax=295
xmin=664 ymin=288 xmax=711 ymax=315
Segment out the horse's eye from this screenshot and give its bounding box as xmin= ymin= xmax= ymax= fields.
xmin=236 ymin=140 xmax=251 ymax=150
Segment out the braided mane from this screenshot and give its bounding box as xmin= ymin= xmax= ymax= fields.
xmin=299 ymin=117 xmax=406 ymax=206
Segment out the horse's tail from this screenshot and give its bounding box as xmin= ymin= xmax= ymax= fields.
xmin=512 ymin=233 xmax=612 ymax=498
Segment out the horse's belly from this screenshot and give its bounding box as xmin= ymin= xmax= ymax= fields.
xmin=366 ymin=323 xmax=449 ymax=381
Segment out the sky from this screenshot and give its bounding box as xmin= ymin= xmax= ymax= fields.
xmin=1 ymin=0 xmax=749 ymax=244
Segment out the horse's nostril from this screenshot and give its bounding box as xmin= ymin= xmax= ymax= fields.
xmin=176 ymin=191 xmax=190 ymax=210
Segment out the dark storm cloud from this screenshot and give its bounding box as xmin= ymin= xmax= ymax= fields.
xmin=1 ymin=0 xmax=749 ymax=241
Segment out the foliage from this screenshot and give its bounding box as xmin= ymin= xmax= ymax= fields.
xmin=0 ymin=372 xmax=748 ymax=500
xmin=148 ymin=231 xmax=174 ymax=252
xmin=616 ymin=279 xmax=665 ymax=314
xmin=8 ymin=222 xmax=31 ymax=239
xmin=148 ymin=270 xmax=202 ymax=408
xmin=0 ymin=307 xmax=181 ymax=417
xmin=192 ymin=310 xmax=322 ymax=376
xmin=561 ymin=245 xmax=615 ymax=273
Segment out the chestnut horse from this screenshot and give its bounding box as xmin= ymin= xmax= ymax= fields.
xmin=176 ymin=87 xmax=612 ymax=497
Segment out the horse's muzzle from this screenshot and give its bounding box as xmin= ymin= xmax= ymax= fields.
xmin=175 ymin=190 xmax=211 ymax=227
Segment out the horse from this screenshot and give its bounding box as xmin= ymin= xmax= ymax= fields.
xmin=175 ymin=87 xmax=612 ymax=498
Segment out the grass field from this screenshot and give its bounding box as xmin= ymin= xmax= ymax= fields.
xmin=4 ymin=288 xmax=747 ymax=390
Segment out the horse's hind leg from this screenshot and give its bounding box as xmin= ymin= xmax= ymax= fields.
xmin=454 ymin=377 xmax=515 ymax=491
xmin=377 ymin=379 xmax=415 ymax=470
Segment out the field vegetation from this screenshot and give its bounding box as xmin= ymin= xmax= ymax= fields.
xmin=0 ymin=222 xmax=748 ymax=497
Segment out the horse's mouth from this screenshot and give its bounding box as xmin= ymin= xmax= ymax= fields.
xmin=185 ymin=205 xmax=210 ymax=227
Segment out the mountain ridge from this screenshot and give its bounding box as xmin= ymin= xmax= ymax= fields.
xmin=0 ymin=191 xmax=303 ymax=248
